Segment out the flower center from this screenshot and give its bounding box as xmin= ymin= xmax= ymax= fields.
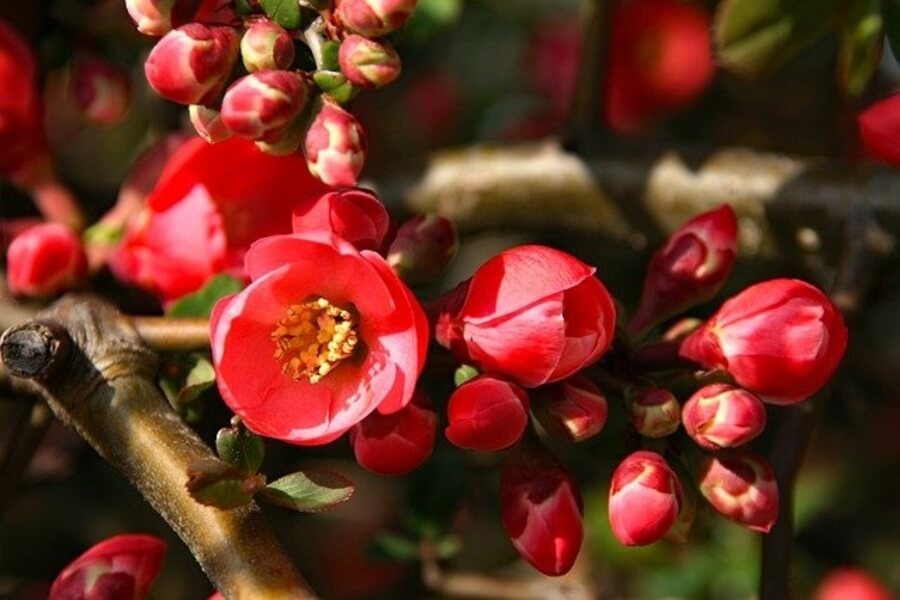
xmin=271 ymin=297 xmax=359 ymax=383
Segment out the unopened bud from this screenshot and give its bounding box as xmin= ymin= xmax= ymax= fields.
xmin=386 ymin=214 xmax=457 ymax=283
xmin=696 ymin=448 xmax=779 ymax=532
xmin=814 ymin=567 xmax=895 ymax=600
xmin=292 ymin=188 xmax=390 ymax=251
xmin=68 ymin=56 xmax=131 ymax=125
xmin=680 ymin=278 xmax=848 ymax=405
xmin=221 ymin=70 xmax=308 ymax=142
xmin=533 ymin=375 xmax=608 ymax=442
xmin=304 ymin=98 xmax=366 ymax=187
xmin=6 ymin=223 xmax=88 ymax=298
xmin=126 ymin=0 xmax=176 ymax=36
xmin=683 ymin=384 xmax=767 ymax=450
xmin=189 ymin=104 xmax=232 ymax=142
xmin=609 ymin=450 xmax=681 ymax=546
xmin=144 ymin=23 xmax=239 ymax=105
xmin=628 ymin=388 xmax=681 ymax=438
xmin=628 ymin=204 xmax=738 ymax=336
xmin=338 ymin=34 xmax=401 ymax=89
xmin=335 ymin=0 xmax=418 ymax=37
xmin=501 ymin=443 xmax=583 ymax=575
xmin=241 ymin=19 xmax=295 ymax=72
xmin=350 ymin=390 xmax=437 ymax=475
xmin=445 ymin=375 xmax=530 ymax=452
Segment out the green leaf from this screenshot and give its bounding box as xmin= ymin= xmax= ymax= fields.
xmin=405 ymin=0 xmax=463 ymax=43
xmin=320 ymin=41 xmax=340 ymax=72
xmin=885 ymin=0 xmax=900 ymax=63
xmin=216 ymin=419 xmax=265 ymax=474
xmin=368 ymin=533 xmax=421 ymax=562
xmin=159 ymin=353 xmax=216 ymax=422
xmin=312 ymin=71 xmax=359 ymax=105
xmin=260 ymin=0 xmax=302 ymax=29
xmin=839 ymin=0 xmax=883 ymax=96
xmin=82 ymin=222 xmax=124 ymax=246
xmin=453 ymin=364 xmax=479 ymax=387
xmin=166 ymin=275 xmax=244 ymax=318
xmin=714 ymin=0 xmax=842 ymax=77
xmin=259 ymin=469 xmax=354 ymax=512
xmin=186 ymin=459 xmax=265 ymax=510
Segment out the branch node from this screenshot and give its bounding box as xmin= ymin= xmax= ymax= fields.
xmin=0 ymin=321 xmax=70 ymax=379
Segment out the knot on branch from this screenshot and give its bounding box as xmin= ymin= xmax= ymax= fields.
xmin=0 ymin=321 xmax=67 ymax=379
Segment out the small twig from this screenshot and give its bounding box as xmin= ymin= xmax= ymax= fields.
xmin=132 ymin=316 xmax=210 ymax=352
xmin=0 ymin=398 xmax=53 ymax=513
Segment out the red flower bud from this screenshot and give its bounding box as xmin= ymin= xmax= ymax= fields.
xmin=697 ymin=448 xmax=778 ymax=533
xmin=144 ymin=23 xmax=239 ymax=106
xmin=126 ymin=0 xmax=176 ymax=36
xmin=533 ymin=375 xmax=608 ymax=442
xmin=49 ymin=534 xmax=166 ymax=600
xmin=628 ymin=388 xmax=681 ymax=438
xmin=814 ymin=568 xmax=895 ymax=600
xmin=500 ymin=444 xmax=583 ymax=576
xmin=339 ymin=35 xmax=401 ymax=89
xmin=68 ymin=56 xmax=131 ymax=125
xmin=608 ymin=450 xmax=682 ymax=546
xmin=445 ymin=375 xmax=530 ymax=452
xmin=679 ymin=278 xmax=848 ymax=405
xmin=7 ymin=223 xmax=88 ymax=298
xmin=221 ymin=71 xmax=308 ymax=142
xmin=292 ymin=188 xmax=389 ymax=251
xmin=683 ymin=384 xmax=767 ymax=450
xmin=628 ymin=204 xmax=738 ymax=335
xmin=435 ymin=245 xmax=617 ymax=388
xmin=189 ymin=104 xmax=232 ymax=142
xmin=858 ymin=94 xmax=900 ymax=166
xmin=241 ymin=19 xmax=295 ymax=73
xmin=304 ymin=99 xmax=367 ymax=187
xmin=335 ymin=0 xmax=418 ymax=37
xmin=385 ymin=214 xmax=458 ymax=283
xmin=350 ymin=390 xmax=437 ymax=475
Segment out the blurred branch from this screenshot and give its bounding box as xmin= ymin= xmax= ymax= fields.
xmin=0 ymin=297 xmax=316 ymax=600
xmin=563 ymin=0 xmax=611 ymax=154
xmin=132 ymin=316 xmax=210 ymax=352
xmin=0 ymin=397 xmax=52 ymax=513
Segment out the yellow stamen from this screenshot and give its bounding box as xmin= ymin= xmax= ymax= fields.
xmin=271 ymin=297 xmax=359 ymax=383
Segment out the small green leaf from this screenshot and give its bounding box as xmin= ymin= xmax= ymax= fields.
xmin=159 ymin=353 xmax=216 ymax=422
xmin=839 ymin=0 xmax=883 ymax=96
xmin=714 ymin=0 xmax=841 ymax=77
xmin=186 ymin=459 xmax=265 ymax=510
xmin=180 ymin=354 xmax=216 ymax=403
xmin=166 ymin=274 xmax=244 ymax=318
xmin=82 ymin=222 xmax=124 ymax=246
xmin=453 ymin=364 xmax=479 ymax=387
xmin=405 ymin=0 xmax=462 ymax=43
xmin=368 ymin=533 xmax=421 ymax=562
xmin=260 ymin=469 xmax=354 ymax=512
xmin=260 ymin=0 xmax=302 ymax=29
xmin=216 ymin=418 xmax=265 ymax=474
xmin=312 ymin=71 xmax=359 ymax=104
xmin=320 ymin=41 xmax=340 ymax=71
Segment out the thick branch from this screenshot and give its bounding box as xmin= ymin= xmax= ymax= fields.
xmin=0 ymin=296 xmax=315 ymax=600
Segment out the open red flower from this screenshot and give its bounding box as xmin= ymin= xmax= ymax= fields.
xmin=211 ymin=231 xmax=428 ymax=445
xmin=436 ymin=245 xmax=616 ymax=387
xmin=110 ymin=137 xmax=329 ymax=302
xmin=49 ymin=534 xmax=166 ymax=600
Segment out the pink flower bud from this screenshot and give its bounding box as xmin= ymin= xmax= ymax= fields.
xmin=241 ymin=19 xmax=295 ymax=73
xmin=628 ymin=204 xmax=738 ymax=335
xmin=144 ymin=23 xmax=239 ymax=106
xmin=533 ymin=375 xmax=608 ymax=442
xmin=445 ymin=376 xmax=530 ymax=452
xmin=858 ymin=94 xmax=900 ymax=166
xmin=126 ymin=0 xmax=176 ymax=36
xmin=7 ymin=223 xmax=88 ymax=298
xmin=221 ymin=70 xmax=308 ymax=142
xmin=292 ymin=188 xmax=390 ymax=251
xmin=350 ymin=390 xmax=437 ymax=475
xmin=49 ymin=534 xmax=166 ymax=600
xmin=386 ymin=214 xmax=458 ymax=283
xmin=304 ymin=99 xmax=366 ymax=187
xmin=683 ymin=384 xmax=766 ymax=450
xmin=814 ymin=568 xmax=895 ymax=600
xmin=697 ymin=448 xmax=778 ymax=532
xmin=500 ymin=444 xmax=583 ymax=575
xmin=189 ymin=104 xmax=232 ymax=142
xmin=338 ymin=34 xmax=401 ymax=89
xmin=679 ymin=278 xmax=848 ymax=405
xmin=335 ymin=0 xmax=418 ymax=37
xmin=628 ymin=388 xmax=681 ymax=438
xmin=67 ymin=56 xmax=131 ymax=126
xmin=608 ymin=450 xmax=682 ymax=546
